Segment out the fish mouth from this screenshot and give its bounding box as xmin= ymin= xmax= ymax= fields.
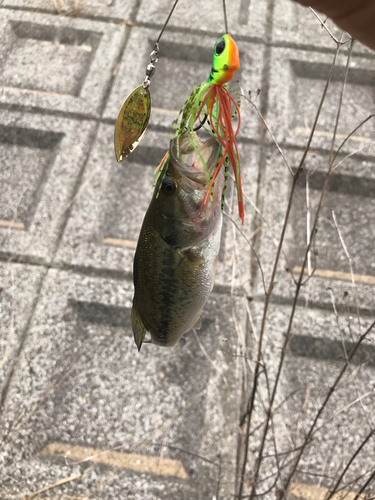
xmin=169 ymin=132 xmax=221 ymax=186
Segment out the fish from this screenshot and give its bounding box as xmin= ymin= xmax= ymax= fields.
xmin=131 ymin=131 xmax=224 ymax=349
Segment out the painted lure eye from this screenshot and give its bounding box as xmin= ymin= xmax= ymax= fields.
xmin=215 ymin=39 xmax=225 ymax=56
xmin=161 ymin=177 xmax=177 ymax=196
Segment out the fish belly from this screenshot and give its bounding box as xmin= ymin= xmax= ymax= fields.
xmin=132 ymin=215 xmax=222 ymax=347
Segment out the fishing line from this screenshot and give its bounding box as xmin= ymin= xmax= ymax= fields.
xmin=222 ymin=0 xmax=228 ymax=34
xmin=156 ymin=0 xmax=181 ymax=43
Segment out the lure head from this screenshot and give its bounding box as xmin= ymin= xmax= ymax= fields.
xmin=208 ymin=34 xmax=240 ymax=86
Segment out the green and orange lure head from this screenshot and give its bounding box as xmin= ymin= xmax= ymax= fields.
xmin=155 ymin=34 xmax=244 ymax=224
xmin=208 ymin=34 xmax=240 ymax=86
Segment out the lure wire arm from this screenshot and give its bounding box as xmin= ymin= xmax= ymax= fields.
xmin=141 ymin=0 xmax=181 ymax=94
xmin=156 ymin=0 xmax=180 ymax=43
xmin=222 ymin=0 xmax=228 ymax=33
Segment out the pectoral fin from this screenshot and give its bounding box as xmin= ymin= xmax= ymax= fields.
xmin=193 ymin=315 xmax=202 ymax=330
xmin=131 ymin=301 xmax=147 ymax=352
xmin=178 ymin=336 xmax=187 ymax=346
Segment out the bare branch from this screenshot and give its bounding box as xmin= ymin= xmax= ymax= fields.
xmin=240 ymin=88 xmax=293 ymax=176
xmin=309 ymin=7 xmax=352 ymax=45
xmin=238 ymin=40 xmax=344 ymax=500
xmin=325 ymin=429 xmax=374 ymax=500
xmin=223 ymin=211 xmax=267 ymax=294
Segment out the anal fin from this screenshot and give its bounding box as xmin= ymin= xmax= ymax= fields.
xmin=131 ymin=301 xmax=147 ymax=352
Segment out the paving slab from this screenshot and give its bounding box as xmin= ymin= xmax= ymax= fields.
xmin=253 ymin=145 xmax=375 ymax=314
xmin=266 ymin=46 xmax=375 ymax=154
xmin=0 ymin=9 xmax=126 ymax=117
xmin=1 ymin=0 xmax=138 ymax=20
xmin=0 ymin=111 xmax=96 ymax=263
xmin=135 ymin=0 xmax=268 ymax=41
xmin=216 ymin=141 xmax=260 ymax=295
xmin=0 ymin=268 xmax=246 ymax=499
xmin=0 ymin=262 xmax=45 ymax=395
xmin=104 ymin=27 xmax=266 ymax=141
xmin=246 ymin=300 xmax=375 ymax=493
xmin=54 ymin=123 xmax=159 ymax=279
xmin=0 ymin=3 xmax=374 ymax=499
xmin=55 ymin=123 xmax=259 ymax=294
xmin=272 ymin=0 xmax=373 ymax=54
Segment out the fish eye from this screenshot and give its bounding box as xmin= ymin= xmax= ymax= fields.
xmin=161 ymin=177 xmax=177 ymax=196
xmin=215 ymin=39 xmax=225 ymax=56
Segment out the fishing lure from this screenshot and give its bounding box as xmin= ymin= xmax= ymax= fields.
xmin=113 ymin=1 xmax=243 ymax=221
xmin=154 ymin=34 xmax=244 ymax=223
xmin=114 ymin=45 xmax=157 ymax=162
xmin=114 ymin=0 xmax=180 ymax=162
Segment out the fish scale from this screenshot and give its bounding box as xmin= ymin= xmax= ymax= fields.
xmin=131 ymin=132 xmax=224 ymax=349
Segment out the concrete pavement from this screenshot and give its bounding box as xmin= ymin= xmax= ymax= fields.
xmin=0 ymin=0 xmax=374 ymax=498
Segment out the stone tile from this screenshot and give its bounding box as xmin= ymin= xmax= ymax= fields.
xmin=267 ymin=46 xmax=375 ymax=154
xmin=272 ymin=0 xmax=373 ymax=54
xmin=289 ymin=157 xmax=375 ymax=277
xmin=135 ymin=0 xmax=268 ymax=41
xmin=54 ymin=124 xmax=170 ymax=277
xmin=0 ymin=9 xmax=126 ymax=116
xmin=0 ymin=262 xmax=45 ymax=394
xmin=55 ymin=122 xmax=259 ymax=294
xmin=0 ymin=111 xmax=95 ymax=263
xmin=104 ymin=27 xmax=266 ymax=141
xmin=253 ymin=145 xmax=375 ymax=313
xmin=1 ymin=0 xmax=137 ymax=19
xmin=247 ymin=300 xmax=375 ymax=491
xmin=215 ymin=143 xmax=260 ymax=295
xmin=0 ymin=269 xmax=246 ymax=499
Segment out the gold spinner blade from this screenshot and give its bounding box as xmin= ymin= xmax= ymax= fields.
xmin=114 ymin=85 xmax=151 ymax=162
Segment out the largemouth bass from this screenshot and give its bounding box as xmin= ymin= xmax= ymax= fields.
xmin=132 ymin=132 xmax=224 ymax=349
